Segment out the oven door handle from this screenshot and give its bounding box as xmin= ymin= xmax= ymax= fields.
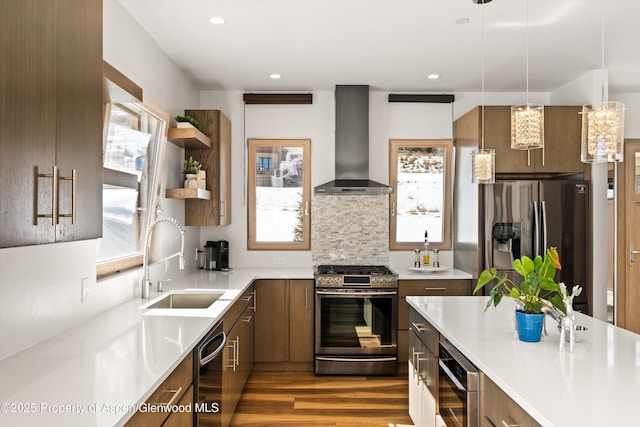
xmin=316 ymin=356 xmax=397 ymax=362
xmin=315 ymin=290 xmax=397 ymax=296
xmin=199 ymin=331 xmax=227 ymax=368
xmin=439 ymin=359 xmax=466 ymax=392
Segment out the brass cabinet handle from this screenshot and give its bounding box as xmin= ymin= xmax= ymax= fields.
xmin=151 ymin=386 xmax=183 ymax=406
xmin=235 ymin=336 xmax=240 ymax=369
xmin=226 ymin=338 xmax=238 ymax=371
xmin=220 ymin=199 xmax=226 ymax=218
xmin=424 ymin=287 xmax=447 ymax=291
xmin=501 ymin=421 xmax=525 ymax=427
xmin=242 ymin=315 xmax=252 ymax=323
xmin=58 ymin=168 xmax=77 ymax=224
xmin=36 ymin=166 xmax=77 ymax=225
xmin=411 ymin=322 xmax=428 ymax=332
xmin=36 ymin=165 xmax=59 ymax=225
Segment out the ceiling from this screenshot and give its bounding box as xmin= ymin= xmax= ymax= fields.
xmin=119 ymin=0 xmax=640 ymax=94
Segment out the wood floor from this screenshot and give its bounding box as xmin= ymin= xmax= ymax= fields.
xmin=229 ymin=371 xmax=414 ymax=426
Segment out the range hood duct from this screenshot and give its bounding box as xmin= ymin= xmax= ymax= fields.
xmin=314 ymin=85 xmax=393 ymax=195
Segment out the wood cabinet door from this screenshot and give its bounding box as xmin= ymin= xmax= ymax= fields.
xmin=0 ymin=0 xmax=102 ymax=247
xmin=54 ymin=0 xmax=103 ymax=242
xmin=238 ymin=304 xmax=254 ymax=386
xmin=289 ymin=279 xmax=314 ymax=363
xmin=0 ymin=0 xmax=56 ymax=247
xmin=254 ymin=279 xmax=287 ymax=363
xmin=534 ymin=106 xmax=584 ymax=174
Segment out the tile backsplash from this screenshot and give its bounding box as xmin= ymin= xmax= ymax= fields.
xmin=311 ymin=194 xmax=389 ymax=266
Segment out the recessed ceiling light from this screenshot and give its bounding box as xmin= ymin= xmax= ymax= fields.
xmin=456 ymin=17 xmax=470 ymax=25
xmin=269 ymin=74 xmax=282 ymax=79
xmin=428 ymin=74 xmax=440 ymax=80
xmin=208 ymin=17 xmax=225 ymax=24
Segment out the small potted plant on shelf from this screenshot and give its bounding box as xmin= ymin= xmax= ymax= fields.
xmin=183 ymin=156 xmax=201 ymax=189
xmin=175 ymin=115 xmax=200 ymax=129
xmin=474 ymin=247 xmax=567 ymax=342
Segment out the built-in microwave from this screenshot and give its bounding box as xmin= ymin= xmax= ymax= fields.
xmin=438 ymin=338 xmax=479 ymax=427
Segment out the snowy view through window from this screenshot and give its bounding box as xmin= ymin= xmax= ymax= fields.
xmin=255 ymin=147 xmax=303 ymax=242
xmin=395 ymin=147 xmax=445 ymax=243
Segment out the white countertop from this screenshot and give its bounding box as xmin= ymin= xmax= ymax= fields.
xmin=0 ymin=267 xmax=466 ymax=427
xmin=0 ymin=268 xmax=312 ymax=427
xmin=395 ymin=267 xmax=472 ymax=280
xmin=407 ymin=296 xmax=640 ymax=427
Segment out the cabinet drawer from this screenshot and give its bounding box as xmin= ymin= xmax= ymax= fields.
xmin=409 ymin=308 xmax=438 ymax=355
xmin=125 ymin=355 xmax=193 ymax=427
xmin=399 ymin=280 xmax=471 ymax=329
xmin=224 ymin=285 xmax=254 ymax=334
xmin=398 ymin=279 xmax=471 ymax=297
xmin=481 ymin=373 xmax=540 ymax=427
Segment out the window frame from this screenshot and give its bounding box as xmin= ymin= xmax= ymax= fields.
xmin=389 ymin=139 xmax=453 ymax=251
xmin=247 ymin=138 xmax=311 ymax=250
xmin=97 ymin=64 xmax=168 ymax=277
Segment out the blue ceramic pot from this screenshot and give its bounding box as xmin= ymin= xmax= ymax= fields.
xmin=515 ymin=311 xmax=544 ymax=342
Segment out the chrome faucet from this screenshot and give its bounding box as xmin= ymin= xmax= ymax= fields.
xmin=141 ymin=216 xmax=186 ymax=299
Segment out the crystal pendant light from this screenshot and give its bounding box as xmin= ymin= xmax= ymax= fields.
xmin=581 ymin=18 xmax=625 ymax=163
xmin=472 ymin=0 xmax=495 ymax=184
xmin=581 ymin=101 xmax=624 ymax=162
xmin=472 ymin=149 xmax=495 ymax=184
xmin=511 ymin=0 xmax=544 ymax=150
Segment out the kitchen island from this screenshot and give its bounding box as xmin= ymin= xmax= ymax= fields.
xmin=407 ymin=296 xmax=640 ymax=427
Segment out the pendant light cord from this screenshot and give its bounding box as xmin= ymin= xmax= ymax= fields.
xmin=481 ymin=1 xmax=485 ymax=150
xmin=601 ymin=15 xmax=605 ymax=103
xmin=525 ymin=0 xmax=529 ymax=104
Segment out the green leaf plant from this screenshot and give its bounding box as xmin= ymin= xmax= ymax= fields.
xmin=183 ymin=156 xmax=202 ymax=175
xmin=175 ymin=115 xmax=200 ymax=129
xmin=473 ymin=247 xmax=567 ymax=315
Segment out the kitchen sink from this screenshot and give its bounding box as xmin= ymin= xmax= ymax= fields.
xmin=142 ymin=292 xmax=225 ymax=310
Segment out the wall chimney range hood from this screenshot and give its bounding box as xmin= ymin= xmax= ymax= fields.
xmin=314 ymin=85 xmax=393 ymax=195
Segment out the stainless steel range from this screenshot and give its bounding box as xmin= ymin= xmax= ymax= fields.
xmin=314 ymin=265 xmax=398 ymax=375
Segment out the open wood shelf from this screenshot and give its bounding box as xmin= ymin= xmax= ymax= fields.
xmin=165 ymin=188 xmax=211 ymax=200
xmin=167 ymin=127 xmax=211 ymax=149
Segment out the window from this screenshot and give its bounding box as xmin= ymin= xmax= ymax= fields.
xmin=248 ymin=139 xmax=311 ymax=250
xmin=96 ymin=102 xmax=166 ymax=276
xmin=389 ymin=139 xmax=453 ymax=250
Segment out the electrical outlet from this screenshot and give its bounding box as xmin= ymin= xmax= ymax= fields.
xmin=274 ymin=257 xmax=285 ymax=265
xmin=81 ymin=277 xmax=90 ymax=302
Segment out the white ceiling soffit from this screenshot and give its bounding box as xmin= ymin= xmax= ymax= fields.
xmin=119 ymin=0 xmax=640 ymax=93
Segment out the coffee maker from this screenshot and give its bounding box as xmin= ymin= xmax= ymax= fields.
xmin=204 ymin=240 xmax=230 ymax=271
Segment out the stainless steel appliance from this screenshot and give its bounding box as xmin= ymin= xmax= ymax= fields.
xmin=194 ymin=321 xmax=225 ymax=427
xmin=454 ymin=177 xmax=591 ymax=314
xmin=315 ymin=265 xmax=398 ymax=375
xmin=204 ymin=240 xmax=230 ymax=271
xmin=438 ymin=338 xmax=478 ymax=427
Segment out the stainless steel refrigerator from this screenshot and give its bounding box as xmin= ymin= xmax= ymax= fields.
xmin=454 ymin=176 xmax=591 ymax=314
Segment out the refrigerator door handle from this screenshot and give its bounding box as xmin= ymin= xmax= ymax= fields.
xmin=541 ymin=201 xmax=548 ymax=251
xmin=533 ymin=201 xmax=540 ymax=257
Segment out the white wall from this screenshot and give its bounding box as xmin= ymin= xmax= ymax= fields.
xmin=199 ymin=90 xmax=459 ymax=269
xmin=0 ymin=0 xmax=201 ymax=360
xmin=610 ymin=92 xmax=640 ymax=138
